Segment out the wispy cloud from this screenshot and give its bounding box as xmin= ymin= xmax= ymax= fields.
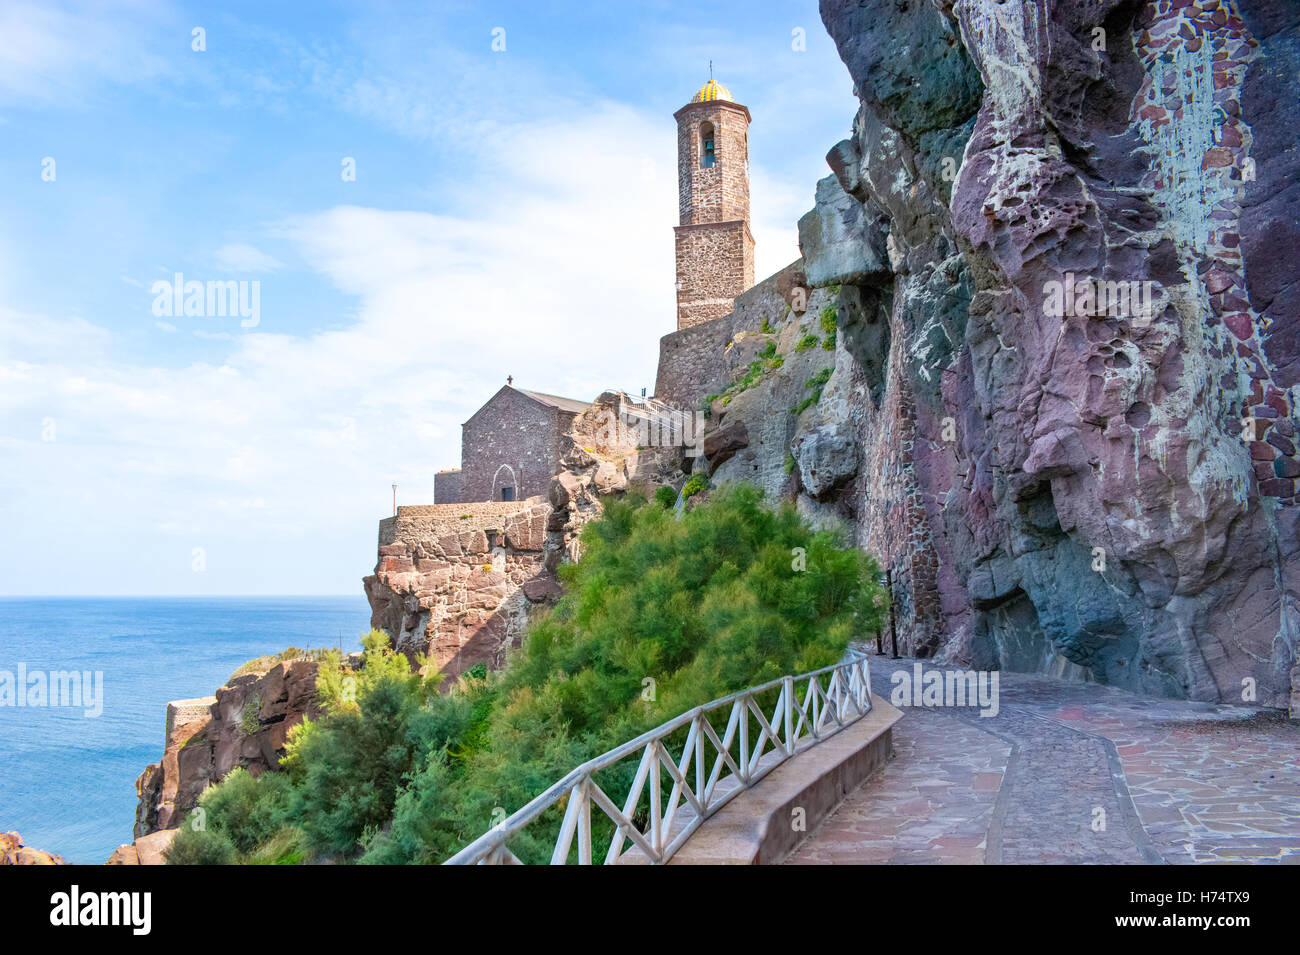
xmin=0 ymin=0 xmax=172 ymax=106
xmin=212 ymin=243 xmax=283 ymax=273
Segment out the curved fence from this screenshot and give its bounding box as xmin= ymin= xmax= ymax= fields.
xmin=444 ymin=647 xmax=873 ymax=865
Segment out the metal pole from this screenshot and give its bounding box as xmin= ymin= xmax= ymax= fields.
xmin=392 ymin=483 xmax=397 ymax=516
xmin=887 ymin=567 xmax=899 ymax=659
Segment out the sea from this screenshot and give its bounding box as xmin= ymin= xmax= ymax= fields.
xmin=0 ymin=596 xmax=370 ymax=864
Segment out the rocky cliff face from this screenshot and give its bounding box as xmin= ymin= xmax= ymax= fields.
xmin=131 ymin=659 xmax=321 ymax=841
xmin=788 ymin=0 xmax=1300 ymax=709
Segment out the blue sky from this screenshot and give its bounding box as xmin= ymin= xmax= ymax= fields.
xmin=0 ymin=0 xmax=858 ymax=595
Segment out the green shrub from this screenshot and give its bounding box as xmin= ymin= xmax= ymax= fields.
xmin=795 ymin=368 xmax=834 ymax=415
xmin=654 ymin=485 xmax=679 ymax=508
xmin=243 ymin=826 xmax=306 ymax=865
xmin=784 ymin=453 xmax=797 ymax=475
xmin=681 ymin=473 xmax=709 ymax=499
xmin=280 ymin=631 xmax=443 ymax=858
xmin=164 ymin=825 xmax=237 ymax=865
xmin=760 ymin=317 xmax=773 ymax=334
xmin=239 ymin=698 xmax=261 ymax=737
xmin=822 ymin=332 xmax=836 ymax=351
xmin=198 ymin=767 xmax=292 ymax=854
xmin=819 ymin=304 xmax=838 ymax=335
xmin=806 ymin=368 xmax=832 ymax=390
xmin=795 ymin=333 xmax=820 ymax=352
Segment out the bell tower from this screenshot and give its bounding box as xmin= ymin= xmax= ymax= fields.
xmin=673 ymin=77 xmax=754 ymax=329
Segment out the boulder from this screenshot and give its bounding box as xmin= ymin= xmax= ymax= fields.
xmin=0 ymin=831 xmax=64 ymax=865
xmin=793 ymin=427 xmax=858 ymax=499
xmin=703 ymin=422 xmax=750 ymax=472
xmin=797 ymin=173 xmax=890 ymax=288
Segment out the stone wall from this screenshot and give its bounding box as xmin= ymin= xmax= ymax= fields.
xmin=460 ymin=387 xmax=578 ymax=502
xmin=655 ymin=313 xmax=733 ymax=409
xmin=674 ymin=221 xmax=755 ymax=329
xmin=434 ymin=468 xmax=462 ymax=504
xmin=365 ymin=500 xmax=556 ymax=680
xmin=655 ymin=261 xmax=823 ymax=411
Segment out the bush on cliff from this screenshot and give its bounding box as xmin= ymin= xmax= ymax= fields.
xmin=279 ymin=630 xmax=446 ymax=857
xmin=198 ymin=767 xmax=292 ymax=854
xmin=173 ymin=484 xmax=884 ymax=864
xmin=163 ymin=825 xmax=237 ymax=865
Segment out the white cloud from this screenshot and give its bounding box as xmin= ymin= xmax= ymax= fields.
xmin=212 ymin=243 xmax=283 ymax=273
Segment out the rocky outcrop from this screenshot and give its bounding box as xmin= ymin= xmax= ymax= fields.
xmin=793 ymin=0 xmax=1300 ymax=709
xmin=131 ymin=660 xmax=321 ymax=839
xmin=106 ymin=829 xmax=176 ymax=866
xmin=1 ymin=831 xmax=65 ymax=865
xmin=793 ymin=425 xmax=858 ymax=499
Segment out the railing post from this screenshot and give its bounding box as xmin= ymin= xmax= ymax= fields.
xmin=577 ymin=778 xmax=592 ymax=865
xmin=738 ymin=696 xmax=750 ymax=781
xmin=694 ymin=715 xmax=705 ymax=806
xmin=783 ymin=675 xmax=795 ymax=754
xmin=649 ymin=742 xmax=662 ymax=855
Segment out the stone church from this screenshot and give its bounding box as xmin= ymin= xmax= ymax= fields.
xmin=438 ymin=78 xmax=756 ymax=505
xmin=436 ymin=381 xmax=589 ymax=504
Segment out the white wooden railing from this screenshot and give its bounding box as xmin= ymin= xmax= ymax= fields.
xmin=444 ymin=646 xmax=873 ymax=865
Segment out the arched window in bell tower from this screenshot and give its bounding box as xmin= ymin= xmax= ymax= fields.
xmin=700 ymin=122 xmax=716 ymax=168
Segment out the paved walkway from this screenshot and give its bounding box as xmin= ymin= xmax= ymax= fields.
xmin=788 ymin=657 xmax=1300 ymax=865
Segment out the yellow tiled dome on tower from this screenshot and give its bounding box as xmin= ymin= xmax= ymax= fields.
xmin=690 ymin=79 xmax=733 ymax=103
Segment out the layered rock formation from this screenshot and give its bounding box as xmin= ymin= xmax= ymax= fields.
xmin=792 ymin=0 xmax=1297 ymax=708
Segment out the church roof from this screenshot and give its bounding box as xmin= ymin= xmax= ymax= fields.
xmin=514 ymin=387 xmax=590 ymax=415
xmin=690 ymin=79 xmax=733 ymax=103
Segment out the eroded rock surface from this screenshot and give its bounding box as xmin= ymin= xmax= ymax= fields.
xmin=802 ymin=0 xmax=1300 ymax=708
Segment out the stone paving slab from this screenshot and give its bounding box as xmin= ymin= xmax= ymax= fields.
xmin=787 ymin=658 xmax=1300 ymax=865
xmin=787 ymin=707 xmax=1009 ymax=864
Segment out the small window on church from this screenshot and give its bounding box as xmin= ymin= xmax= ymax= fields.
xmin=500 ymin=486 xmax=514 ymax=501
xmin=700 ymin=122 xmax=716 ymax=168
